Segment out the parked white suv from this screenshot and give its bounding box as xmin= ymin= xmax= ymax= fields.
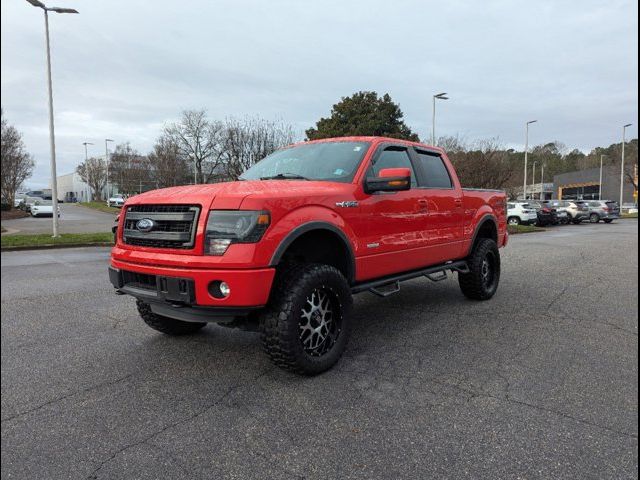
xmin=507 ymin=202 xmax=538 ymax=225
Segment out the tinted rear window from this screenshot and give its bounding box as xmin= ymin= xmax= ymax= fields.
xmin=414 ymin=151 xmax=453 ymax=189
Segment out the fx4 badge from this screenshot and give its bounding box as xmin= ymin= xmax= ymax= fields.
xmin=335 ymin=201 xmax=359 ymax=208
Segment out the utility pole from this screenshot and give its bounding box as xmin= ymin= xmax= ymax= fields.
xmin=25 ymin=0 xmax=78 ymax=236
xmin=531 ymin=161 xmax=537 ymax=199
xmin=599 ymin=154 xmax=606 ymax=200
xmin=432 ymin=92 xmax=449 ymax=146
xmin=105 ymin=139 xmax=114 ymax=199
xmin=620 ymin=124 xmax=632 ymax=207
xmin=523 ymin=120 xmax=537 ymax=200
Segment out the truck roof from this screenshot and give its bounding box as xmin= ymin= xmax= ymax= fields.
xmin=290 ymin=136 xmax=446 ymax=154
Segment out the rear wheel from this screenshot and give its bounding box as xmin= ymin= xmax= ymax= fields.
xmin=604 ymin=219 xmax=613 ymax=224
xmin=260 ymin=264 xmax=352 ymax=375
xmin=508 ymin=216 xmax=520 ymax=226
xmin=136 ymin=300 xmax=206 ymax=335
xmin=459 ymin=238 xmax=501 ymax=301
xmin=589 ymin=213 xmax=600 ymax=223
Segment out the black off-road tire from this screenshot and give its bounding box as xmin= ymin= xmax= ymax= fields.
xmin=136 ymin=300 xmax=206 ymax=335
xmin=459 ymin=238 xmax=501 ymax=301
xmin=260 ymin=263 xmax=353 ymax=375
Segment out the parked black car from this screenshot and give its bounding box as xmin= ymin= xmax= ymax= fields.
xmin=528 ymin=201 xmax=558 ymax=226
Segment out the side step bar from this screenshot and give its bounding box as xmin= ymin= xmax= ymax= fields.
xmin=351 ymin=260 xmax=469 ymax=297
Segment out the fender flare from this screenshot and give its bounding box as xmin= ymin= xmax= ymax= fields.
xmin=269 ymin=221 xmax=356 ymax=283
xmin=467 ymin=214 xmax=498 ymax=256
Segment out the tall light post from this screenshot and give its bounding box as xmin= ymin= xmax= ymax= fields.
xmin=599 ymin=154 xmax=606 ymax=200
xmin=82 ymin=141 xmax=93 ymax=161
xmin=105 ymin=139 xmax=114 ymax=199
xmin=523 ymin=120 xmax=537 ymax=200
xmin=531 ymin=161 xmax=537 ymax=199
xmin=432 ymin=92 xmax=449 ymax=146
xmin=540 ymin=164 xmax=545 ymax=200
xmin=25 ymin=0 xmax=78 ymax=237
xmin=620 ymin=123 xmax=633 ymax=207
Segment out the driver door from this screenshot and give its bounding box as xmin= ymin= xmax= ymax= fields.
xmin=354 ymin=144 xmax=430 ymax=280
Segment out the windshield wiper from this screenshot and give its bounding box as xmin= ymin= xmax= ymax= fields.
xmin=259 ymin=173 xmax=309 ymax=181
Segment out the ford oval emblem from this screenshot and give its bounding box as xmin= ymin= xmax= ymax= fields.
xmin=136 ymin=218 xmax=155 ymax=232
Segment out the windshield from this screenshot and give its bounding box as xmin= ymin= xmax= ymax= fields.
xmin=240 ymin=141 xmax=370 ymax=183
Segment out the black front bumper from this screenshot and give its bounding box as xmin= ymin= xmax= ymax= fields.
xmin=109 ymin=267 xmax=259 ymax=323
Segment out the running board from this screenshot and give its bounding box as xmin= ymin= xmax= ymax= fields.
xmin=351 ymin=260 xmax=469 ymax=297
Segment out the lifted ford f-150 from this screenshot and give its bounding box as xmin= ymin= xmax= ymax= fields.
xmin=109 ymin=136 xmax=507 ymax=374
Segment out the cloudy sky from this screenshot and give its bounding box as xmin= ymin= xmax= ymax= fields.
xmin=1 ymin=0 xmax=638 ymax=187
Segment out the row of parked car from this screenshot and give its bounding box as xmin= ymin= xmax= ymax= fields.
xmin=15 ymin=192 xmax=60 ymax=218
xmin=507 ymin=200 xmax=621 ymax=227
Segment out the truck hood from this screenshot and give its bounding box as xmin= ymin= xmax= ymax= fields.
xmin=125 ymin=180 xmax=355 ymax=210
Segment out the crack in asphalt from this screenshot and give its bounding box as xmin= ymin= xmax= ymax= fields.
xmin=85 ymin=368 xmax=273 ymax=480
xmin=0 ymin=373 xmax=135 ymax=424
xmin=422 ymin=377 xmax=638 ymax=440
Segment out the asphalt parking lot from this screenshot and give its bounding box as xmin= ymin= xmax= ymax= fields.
xmin=1 ymin=203 xmax=115 ymax=235
xmin=1 ymin=221 xmax=637 ymax=479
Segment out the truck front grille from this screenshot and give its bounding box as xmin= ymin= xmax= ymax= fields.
xmin=123 ymin=205 xmax=200 ymax=249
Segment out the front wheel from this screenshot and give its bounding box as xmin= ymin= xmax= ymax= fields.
xmin=459 ymin=238 xmax=501 ymax=301
xmin=260 ymin=264 xmax=352 ymax=375
xmin=508 ymin=216 xmax=520 ymax=226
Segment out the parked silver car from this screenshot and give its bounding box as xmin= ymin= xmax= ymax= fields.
xmin=561 ymin=200 xmax=590 ymax=224
xmin=586 ymin=200 xmax=620 ymax=223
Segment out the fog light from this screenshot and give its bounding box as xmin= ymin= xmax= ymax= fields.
xmin=219 ymin=281 xmax=231 ymax=297
xmin=209 ymin=280 xmax=231 ymax=299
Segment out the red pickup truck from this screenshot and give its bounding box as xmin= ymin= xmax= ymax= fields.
xmin=109 ymin=136 xmax=507 ymax=374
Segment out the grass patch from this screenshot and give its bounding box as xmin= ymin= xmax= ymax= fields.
xmin=78 ymin=201 xmax=121 ymax=214
xmin=1 ymin=232 xmax=113 ymax=249
xmin=621 ymin=212 xmax=638 ymax=219
xmin=508 ymin=224 xmax=545 ymax=234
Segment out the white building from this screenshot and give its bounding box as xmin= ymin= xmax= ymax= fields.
xmin=50 ymin=171 xmax=117 ymax=202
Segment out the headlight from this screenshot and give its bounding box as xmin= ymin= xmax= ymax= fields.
xmin=204 ymin=210 xmax=270 ymax=255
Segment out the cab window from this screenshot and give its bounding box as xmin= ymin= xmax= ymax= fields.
xmin=367 ymin=146 xmax=417 ymax=187
xmin=414 ymin=150 xmax=453 ymax=189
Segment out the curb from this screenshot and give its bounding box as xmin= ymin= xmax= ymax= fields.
xmin=1 ymin=242 xmax=113 ymax=252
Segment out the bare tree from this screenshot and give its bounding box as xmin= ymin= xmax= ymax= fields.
xmin=442 ymin=136 xmax=514 ymax=189
xmin=76 ymin=157 xmax=107 ymax=201
xmin=222 ymin=117 xmax=296 ymax=180
xmin=164 ymin=110 xmax=225 ymax=184
xmin=1 ymin=109 xmax=35 ymax=207
xmin=109 ymin=143 xmax=152 ymax=195
xmin=147 ymin=134 xmax=189 ymax=188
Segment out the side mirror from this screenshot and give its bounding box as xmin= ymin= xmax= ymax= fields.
xmin=365 ymin=167 xmax=412 ymax=193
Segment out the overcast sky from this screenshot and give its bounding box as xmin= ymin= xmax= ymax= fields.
xmin=1 ymin=0 xmax=638 ymax=187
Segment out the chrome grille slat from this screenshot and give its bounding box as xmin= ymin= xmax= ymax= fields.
xmin=123 ymin=204 xmax=199 ymax=249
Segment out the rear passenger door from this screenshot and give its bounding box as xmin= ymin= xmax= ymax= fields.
xmin=410 ymin=148 xmax=465 ymax=262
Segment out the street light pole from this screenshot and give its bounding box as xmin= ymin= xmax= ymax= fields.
xmin=523 ymin=120 xmax=537 ymax=200
xmin=25 ymin=0 xmax=78 ymax=237
xmin=599 ymin=154 xmax=606 ymax=200
xmin=82 ymin=141 xmax=93 ymax=161
xmin=105 ymin=139 xmax=114 ymax=199
xmin=620 ymin=124 xmax=632 ymax=207
xmin=540 ymin=164 xmax=545 ymax=200
xmin=432 ymin=92 xmax=449 ymax=146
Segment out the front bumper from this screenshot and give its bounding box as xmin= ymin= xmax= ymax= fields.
xmin=109 ymin=259 xmax=276 ymax=308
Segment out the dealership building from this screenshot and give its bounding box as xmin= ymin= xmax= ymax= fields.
xmin=553 ymin=165 xmax=637 ymax=202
